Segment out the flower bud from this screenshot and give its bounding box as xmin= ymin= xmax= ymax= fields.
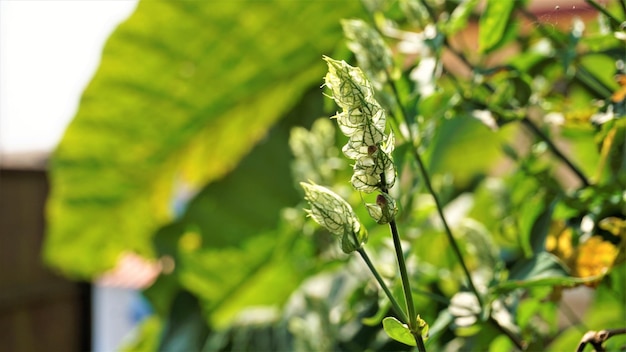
xmin=300 ymin=182 xmax=367 ymax=253
xmin=366 ymin=193 xmax=398 ymax=224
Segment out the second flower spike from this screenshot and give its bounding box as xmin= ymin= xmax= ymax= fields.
xmin=300 ymin=181 xmax=367 ymax=253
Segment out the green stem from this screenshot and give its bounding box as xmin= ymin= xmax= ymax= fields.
xmin=518 ymin=8 xmax=614 ymax=99
xmin=357 ymin=248 xmax=408 ymax=323
xmin=575 ymin=65 xmax=614 ymax=99
xmin=520 ymin=117 xmax=591 ymax=188
xmin=388 ymin=220 xmax=417 ymax=324
xmin=489 ymin=316 xmax=526 ymax=350
xmin=413 ymin=329 xmax=428 ymax=352
xmin=379 ymin=171 xmax=426 ymax=352
xmin=585 ymin=0 xmax=623 ymax=28
xmin=385 ymin=73 xmax=484 ymax=308
xmin=410 ymin=147 xmax=483 ymax=307
xmin=389 ymin=218 xmax=427 ymax=352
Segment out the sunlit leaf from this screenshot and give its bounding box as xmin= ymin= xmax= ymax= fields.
xmin=120 ymin=315 xmax=162 ymax=352
xmin=44 ymin=1 xmax=361 ymax=277
xmin=383 ymin=317 xmax=416 ymax=346
xmin=509 ymin=252 xmax=568 ymax=281
xmin=154 ymin=95 xmax=327 ymax=329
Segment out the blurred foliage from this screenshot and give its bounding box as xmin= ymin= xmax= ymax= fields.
xmin=45 ymin=0 xmax=625 ymax=351
xmin=44 ymin=0 xmax=363 ymax=276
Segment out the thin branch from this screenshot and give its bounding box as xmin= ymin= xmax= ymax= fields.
xmin=518 ymin=8 xmax=614 ymax=99
xmin=520 ymin=117 xmax=591 ymax=188
xmin=576 ymin=327 xmax=626 ymax=352
xmin=585 ymin=0 xmax=623 ymax=29
xmin=437 ymin=11 xmax=593 ymax=188
xmin=489 ymin=316 xmax=527 ymax=351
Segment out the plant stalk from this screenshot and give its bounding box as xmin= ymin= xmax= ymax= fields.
xmin=585 ymin=0 xmax=623 ymax=28
xmin=576 ymin=327 xmax=626 ymax=352
xmin=379 ymin=170 xmax=426 ymax=351
xmin=357 ymin=248 xmax=408 ymax=324
xmin=389 ymin=218 xmax=427 ymax=352
xmin=410 ymin=147 xmax=484 ymax=307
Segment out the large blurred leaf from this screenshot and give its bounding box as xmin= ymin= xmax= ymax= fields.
xmin=158 ymin=291 xmax=209 ymax=351
xmin=152 ymin=90 xmax=325 ymax=329
xmin=425 ymin=116 xmax=512 ymax=188
xmin=44 ymin=1 xmax=361 ymax=277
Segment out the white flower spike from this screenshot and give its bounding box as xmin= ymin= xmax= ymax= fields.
xmin=323 ymin=57 xmax=397 ymax=194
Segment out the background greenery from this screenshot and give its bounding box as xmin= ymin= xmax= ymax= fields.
xmin=44 ymin=0 xmax=625 ymax=350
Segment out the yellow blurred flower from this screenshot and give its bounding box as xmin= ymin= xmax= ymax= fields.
xmin=546 ymin=221 xmax=574 ymax=264
xmin=546 ymin=220 xmax=623 ymax=288
xmin=574 ymin=236 xmax=619 ymax=286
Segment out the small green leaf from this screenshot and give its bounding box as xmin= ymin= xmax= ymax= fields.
xmin=517 ymin=194 xmax=552 ymax=257
xmin=426 ymin=114 xmax=509 ymax=189
xmin=382 ymin=317 xmax=416 ymax=347
xmin=478 ymin=0 xmax=515 ymax=53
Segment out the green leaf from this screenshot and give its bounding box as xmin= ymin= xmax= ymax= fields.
xmin=444 ymin=0 xmax=479 ymax=36
xmin=178 ymin=232 xmax=299 ymax=328
xmin=478 ymin=0 xmax=515 ymax=53
xmin=516 ymin=191 xmax=555 ymax=257
xmin=492 ymin=252 xmax=600 ymax=293
xmin=426 ymin=114 xmax=510 ymax=188
xmin=44 ymin=1 xmax=362 ymax=277
xmin=382 ymin=317 xmax=416 ymax=347
xmin=509 ymin=252 xmax=567 ymax=281
xmin=361 ymin=300 xmax=391 ymax=326
xmin=120 ymin=315 xmax=162 ymax=352
xmin=159 ymin=291 xmax=209 ymax=351
xmin=529 ymin=199 xmax=556 ymax=255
